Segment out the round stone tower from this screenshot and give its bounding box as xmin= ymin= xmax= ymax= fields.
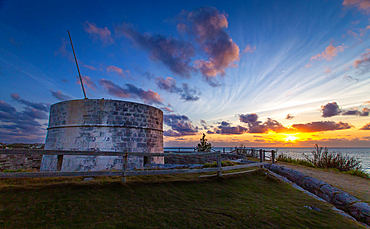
xmin=40 ymin=99 xmax=163 ymax=172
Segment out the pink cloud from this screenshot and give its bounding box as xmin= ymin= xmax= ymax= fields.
xmin=83 ymin=65 xmax=97 ymax=70
xmin=304 ymin=63 xmax=312 ymax=68
xmin=343 ymin=0 xmax=370 ymax=14
xmin=362 ymin=101 xmax=370 ymax=105
xmin=107 ymin=65 xmax=131 ymax=78
xmin=75 ymin=76 xmax=97 ymax=91
xmin=310 ymin=41 xmax=345 ymax=61
xmin=83 ymin=21 xmax=114 ymax=44
xmin=353 ymin=48 xmax=370 ymax=68
xmin=187 ymin=7 xmax=240 ymax=85
xmin=99 ymin=79 xmax=164 ymax=105
xmin=242 ymin=44 xmax=256 ymax=53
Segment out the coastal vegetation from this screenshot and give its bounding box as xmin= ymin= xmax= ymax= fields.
xmin=277 ymin=144 xmax=369 ymax=179
xmin=196 ymin=133 xmax=212 ymax=152
xmin=0 ymin=172 xmax=365 ymax=228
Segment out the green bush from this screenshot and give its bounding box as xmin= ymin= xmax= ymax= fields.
xmin=303 ymin=144 xmax=362 ymax=172
xmin=196 ymin=133 xmax=212 ymax=152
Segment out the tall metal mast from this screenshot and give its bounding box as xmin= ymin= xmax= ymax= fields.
xmin=68 ymin=30 xmax=87 ymax=99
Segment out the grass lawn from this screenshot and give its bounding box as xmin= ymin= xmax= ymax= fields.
xmin=0 ymin=170 xmax=366 ymax=228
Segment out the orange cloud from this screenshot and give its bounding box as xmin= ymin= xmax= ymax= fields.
xmin=242 ymin=44 xmax=256 ymax=53
xmin=310 ymin=42 xmax=345 ymax=61
xmin=343 ymin=0 xmax=370 ymax=14
xmin=107 ymin=65 xmax=131 ymax=78
xmin=353 ymin=48 xmax=370 ymax=68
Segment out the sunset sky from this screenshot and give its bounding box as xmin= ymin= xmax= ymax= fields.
xmin=0 ymin=0 xmax=369 ymax=147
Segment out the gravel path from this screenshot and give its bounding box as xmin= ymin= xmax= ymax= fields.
xmin=276 ymin=162 xmax=370 ymax=204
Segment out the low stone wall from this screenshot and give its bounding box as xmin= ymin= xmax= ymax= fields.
xmin=264 ymin=163 xmax=370 ymax=226
xmin=0 ymin=154 xmax=42 ymax=172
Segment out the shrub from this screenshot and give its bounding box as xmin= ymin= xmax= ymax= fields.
xmin=196 ymin=133 xmax=212 ymax=152
xmin=303 ymin=144 xmax=362 ymax=172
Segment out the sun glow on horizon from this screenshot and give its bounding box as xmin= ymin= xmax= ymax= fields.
xmin=285 ymin=135 xmax=299 ymax=142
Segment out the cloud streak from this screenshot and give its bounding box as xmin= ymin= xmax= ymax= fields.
xmin=50 ymin=90 xmax=72 ymax=101
xmin=99 ymin=79 xmax=164 ymax=105
xmin=83 ymin=21 xmax=114 ymax=44
xmin=11 ymin=93 xmax=49 ymax=112
xmin=107 ymin=65 xmax=131 ymax=78
xmin=310 ymin=41 xmax=345 ymax=61
xmin=343 ymin=0 xmax=370 ymax=14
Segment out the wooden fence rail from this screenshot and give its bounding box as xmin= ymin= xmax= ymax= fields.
xmin=0 ymin=149 xmax=275 ymax=182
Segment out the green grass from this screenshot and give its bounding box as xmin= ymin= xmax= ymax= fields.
xmin=277 ymin=153 xmax=315 ymax=167
xmin=0 ymin=171 xmax=365 ymax=228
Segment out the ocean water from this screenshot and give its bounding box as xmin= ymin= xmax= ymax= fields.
xmin=164 ymin=147 xmax=370 ymax=174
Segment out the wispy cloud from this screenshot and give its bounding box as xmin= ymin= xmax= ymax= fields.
xmin=83 ymin=21 xmax=114 ymax=44
xmin=11 ymin=93 xmax=49 ymax=112
xmin=83 ymin=65 xmax=97 ymax=70
xmin=242 ymin=44 xmax=256 ymax=53
xmin=99 ymin=79 xmax=164 ymax=105
xmin=75 ymin=76 xmax=97 ymax=91
xmin=50 ymin=90 xmax=72 ymax=101
xmin=343 ymin=0 xmax=370 ymax=14
xmin=310 ymin=41 xmax=345 ymax=61
xmin=155 ymin=76 xmax=200 ymax=101
xmin=107 ymin=65 xmax=131 ymax=78
xmin=353 ymin=48 xmax=370 ymax=71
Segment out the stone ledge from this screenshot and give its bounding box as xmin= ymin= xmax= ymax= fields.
xmin=264 ymin=163 xmax=370 ymax=226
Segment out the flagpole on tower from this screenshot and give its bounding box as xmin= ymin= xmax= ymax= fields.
xmin=68 ymin=30 xmax=87 ymax=99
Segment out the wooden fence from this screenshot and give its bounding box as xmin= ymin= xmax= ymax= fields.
xmin=0 ymin=148 xmax=275 ymax=183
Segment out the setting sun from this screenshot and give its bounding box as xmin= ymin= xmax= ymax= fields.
xmin=285 ymin=135 xmax=299 ymax=142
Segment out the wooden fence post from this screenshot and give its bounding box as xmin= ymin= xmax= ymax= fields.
xmin=122 ymin=153 xmax=128 ymax=184
xmin=259 ymin=149 xmax=263 ymax=162
xmin=271 ymin=150 xmax=275 ymax=164
xmin=217 ymin=152 xmax=222 ymax=177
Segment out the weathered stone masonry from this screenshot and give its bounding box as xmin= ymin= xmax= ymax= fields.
xmin=41 ymin=99 xmax=163 ymax=172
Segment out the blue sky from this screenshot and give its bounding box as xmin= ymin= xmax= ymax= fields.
xmin=0 ymin=0 xmax=370 ymax=147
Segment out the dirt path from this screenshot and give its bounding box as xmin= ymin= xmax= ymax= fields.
xmin=276 ymin=162 xmax=370 ymax=204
